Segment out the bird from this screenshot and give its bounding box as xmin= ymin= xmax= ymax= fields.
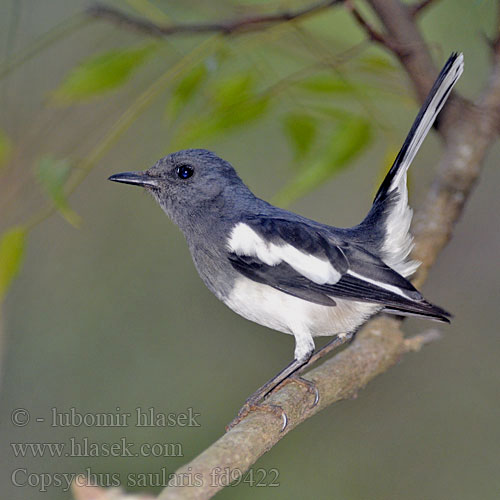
xmin=109 ymin=53 xmax=463 ymax=430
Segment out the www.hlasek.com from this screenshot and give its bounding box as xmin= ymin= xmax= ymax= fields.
xmin=11 ymin=437 xmax=184 ymax=459
xmin=12 ymin=467 xmax=280 ymax=492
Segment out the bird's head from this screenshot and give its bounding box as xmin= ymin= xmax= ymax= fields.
xmin=109 ymin=149 xmax=252 ymax=226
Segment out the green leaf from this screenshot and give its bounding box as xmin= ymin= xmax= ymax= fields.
xmin=308 ymin=105 xmax=353 ymax=122
xmin=214 ymin=95 xmax=270 ymax=130
xmin=358 ymin=54 xmax=397 ymax=74
xmin=0 ymin=129 xmax=12 ymax=168
xmin=172 ymin=72 xmax=270 ymax=146
xmin=373 ymin=145 xmax=397 ymax=196
xmin=373 ymin=145 xmax=412 ymax=198
xmin=166 ymin=64 xmax=208 ymax=120
xmin=274 ymin=116 xmax=372 ymax=207
xmin=301 ymin=73 xmax=409 ymax=106
xmin=53 ymin=44 xmax=157 ymax=102
xmin=174 ymin=96 xmax=269 ymax=147
xmin=283 ymin=113 xmax=317 ymax=160
xmin=36 ymin=156 xmax=80 ymax=226
xmin=298 ymin=76 xmax=363 ymax=94
xmin=0 ymin=226 xmax=26 ymax=302
xmin=213 ymin=73 xmax=255 ymax=108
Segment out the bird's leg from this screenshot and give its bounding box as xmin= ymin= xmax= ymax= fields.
xmin=297 ymin=330 xmax=356 ymax=375
xmin=226 ymin=337 xmax=315 ymax=432
xmin=242 ymin=358 xmax=308 ymax=405
xmin=259 ymin=332 xmax=356 ymax=419
xmin=301 ymin=331 xmax=356 ymax=370
xmin=226 ymin=357 xmax=310 ymax=432
xmin=226 ymin=332 xmax=359 ymax=432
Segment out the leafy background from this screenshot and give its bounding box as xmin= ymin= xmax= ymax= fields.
xmin=0 ymin=1 xmax=499 ymax=499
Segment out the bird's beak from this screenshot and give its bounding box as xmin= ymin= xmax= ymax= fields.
xmin=108 ymin=171 xmax=158 ymax=188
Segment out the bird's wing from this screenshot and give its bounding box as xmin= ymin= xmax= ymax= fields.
xmin=227 ymin=218 xmax=449 ymax=321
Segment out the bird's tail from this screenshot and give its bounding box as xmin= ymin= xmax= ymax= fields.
xmin=358 ymin=53 xmax=464 ymax=277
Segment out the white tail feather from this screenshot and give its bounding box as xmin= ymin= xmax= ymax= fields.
xmin=381 ymin=53 xmax=464 ymax=276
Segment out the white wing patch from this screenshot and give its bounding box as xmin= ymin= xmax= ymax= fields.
xmin=228 ymin=222 xmax=341 ymax=285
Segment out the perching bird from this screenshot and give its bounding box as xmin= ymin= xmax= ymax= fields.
xmin=109 ymin=53 xmax=463 ymax=429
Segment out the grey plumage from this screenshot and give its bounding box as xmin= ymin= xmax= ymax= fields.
xmin=109 ymin=53 xmax=463 ymax=410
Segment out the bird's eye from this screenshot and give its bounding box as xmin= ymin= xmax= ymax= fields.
xmin=175 ymin=165 xmax=194 ymax=179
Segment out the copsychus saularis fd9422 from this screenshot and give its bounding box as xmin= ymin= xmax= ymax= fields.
xmin=109 ymin=53 xmax=463 ymax=430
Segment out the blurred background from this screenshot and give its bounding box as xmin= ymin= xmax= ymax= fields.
xmin=0 ymin=1 xmax=498 ymax=499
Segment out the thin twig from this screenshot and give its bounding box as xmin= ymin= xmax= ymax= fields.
xmin=87 ymin=0 xmax=343 ymax=37
xmin=404 ymin=328 xmax=442 ymax=352
xmin=409 ymin=0 xmax=440 ymax=17
xmin=345 ymin=0 xmax=401 ymax=53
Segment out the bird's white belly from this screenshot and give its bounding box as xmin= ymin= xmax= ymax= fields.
xmin=225 ymin=276 xmax=380 ymax=337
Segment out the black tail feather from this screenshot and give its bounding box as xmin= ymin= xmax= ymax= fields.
xmin=383 ymin=300 xmax=452 ymax=323
xmin=373 ymin=52 xmax=464 ymax=206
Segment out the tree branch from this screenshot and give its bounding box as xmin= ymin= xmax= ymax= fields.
xmin=363 ymin=0 xmax=442 ymax=105
xmin=87 ymin=1 xmax=343 ymax=37
xmin=345 ymin=1 xmax=400 ymax=52
xmin=73 ymin=2 xmax=500 ymax=499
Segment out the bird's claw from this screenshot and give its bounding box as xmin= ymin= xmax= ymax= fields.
xmin=271 ymin=374 xmax=320 ymax=409
xmin=226 ymin=375 xmax=319 ymax=432
xmin=226 ymin=402 xmax=288 ymax=433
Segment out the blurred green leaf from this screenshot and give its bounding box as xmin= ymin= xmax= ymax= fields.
xmin=53 ymin=44 xmax=157 ymax=102
xmin=176 ymin=97 xmax=269 ymax=146
xmin=374 ymin=145 xmax=397 ymax=194
xmin=308 ymin=105 xmax=353 ymax=122
xmin=373 ymin=144 xmax=412 ymax=198
xmin=298 ymin=76 xmax=364 ymax=94
xmin=166 ymin=64 xmax=208 ymax=120
xmin=0 ymin=129 xmax=12 ymax=168
xmin=358 ymin=54 xmax=397 ymax=74
xmin=173 ymin=72 xmax=270 ymax=146
xmin=0 ymin=226 xmax=26 ymax=302
xmin=213 ymin=73 xmax=255 ymax=108
xmin=215 ymin=95 xmax=270 ymax=130
xmin=36 ymin=156 xmax=80 ymax=226
xmin=283 ymin=113 xmax=317 ymax=161
xmin=274 ymin=116 xmax=372 ymax=206
xmin=298 ymin=73 xmax=405 ymax=103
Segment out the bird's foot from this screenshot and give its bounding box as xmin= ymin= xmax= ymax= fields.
xmin=226 ymin=401 xmax=288 ymax=433
xmin=271 ymin=374 xmax=320 ymax=409
xmin=225 ymin=375 xmax=319 ymax=432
